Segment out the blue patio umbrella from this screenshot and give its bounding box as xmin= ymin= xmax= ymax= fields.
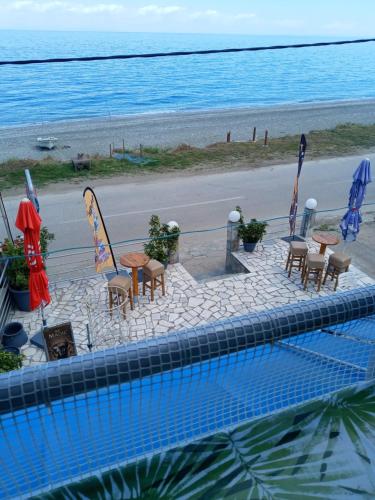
xmin=340 ymin=159 xmax=372 ymax=241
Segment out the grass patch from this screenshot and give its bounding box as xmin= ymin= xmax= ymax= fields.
xmin=1 ymin=123 xmax=375 ymax=190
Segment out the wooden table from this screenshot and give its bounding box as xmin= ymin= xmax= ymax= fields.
xmin=120 ymin=252 xmax=150 ymax=297
xmin=312 ymin=232 xmax=340 ymax=255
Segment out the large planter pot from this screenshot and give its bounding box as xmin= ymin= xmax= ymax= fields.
xmin=2 ymin=322 xmax=28 ymax=348
xmin=9 ymin=288 xmax=31 ymax=312
xmin=243 ymin=241 xmax=257 ymax=252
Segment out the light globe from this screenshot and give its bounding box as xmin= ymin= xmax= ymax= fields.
xmin=305 ymin=198 xmax=318 ymax=210
xmin=228 ymin=211 xmax=241 ymax=223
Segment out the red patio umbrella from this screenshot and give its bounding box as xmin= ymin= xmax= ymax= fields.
xmin=15 ymin=198 xmax=51 ymax=310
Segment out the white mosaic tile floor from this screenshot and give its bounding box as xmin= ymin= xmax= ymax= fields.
xmin=13 ymin=239 xmax=374 ymax=367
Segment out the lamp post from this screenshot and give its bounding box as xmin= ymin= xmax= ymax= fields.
xmin=300 ymin=198 xmax=318 ymax=238
xmin=226 ymin=210 xmax=241 ymax=273
xmin=167 ymin=220 xmax=180 ymax=264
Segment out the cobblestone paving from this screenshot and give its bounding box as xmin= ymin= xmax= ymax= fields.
xmin=14 ymin=239 xmax=374 ymax=367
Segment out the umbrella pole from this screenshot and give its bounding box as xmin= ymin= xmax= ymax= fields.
xmin=30 ymin=304 xmax=48 ymax=350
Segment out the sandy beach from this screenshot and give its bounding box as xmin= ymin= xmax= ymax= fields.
xmin=1 ymin=99 xmax=375 ymax=162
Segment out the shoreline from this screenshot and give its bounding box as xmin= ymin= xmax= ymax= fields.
xmin=2 ymin=97 xmax=375 ymax=132
xmin=1 ymin=99 xmax=375 ymax=162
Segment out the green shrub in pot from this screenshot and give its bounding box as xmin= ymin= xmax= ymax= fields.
xmin=238 ymin=218 xmax=267 ymax=252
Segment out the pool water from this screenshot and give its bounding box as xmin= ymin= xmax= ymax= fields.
xmin=1 ymin=315 xmax=375 ymax=499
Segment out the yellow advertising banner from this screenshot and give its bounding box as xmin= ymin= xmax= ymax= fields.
xmin=83 ymin=187 xmax=116 ymax=273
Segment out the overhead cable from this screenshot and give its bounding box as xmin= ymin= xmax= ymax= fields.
xmin=0 ymin=37 xmax=374 ymax=66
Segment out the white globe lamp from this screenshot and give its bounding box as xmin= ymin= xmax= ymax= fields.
xmin=228 ymin=210 xmax=241 ymax=223
xmin=305 ymin=198 xmax=318 ymax=210
xmin=167 ymin=220 xmax=179 ymax=229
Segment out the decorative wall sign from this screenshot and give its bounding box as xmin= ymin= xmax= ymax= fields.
xmin=43 ymin=322 xmax=77 ymax=361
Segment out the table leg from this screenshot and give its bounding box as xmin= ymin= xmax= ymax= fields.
xmin=131 ymin=266 xmax=139 ymax=296
xmin=319 ymin=243 xmax=327 ymax=255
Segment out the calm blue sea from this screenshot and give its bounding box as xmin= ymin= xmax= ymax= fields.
xmin=0 ymin=31 xmax=375 ymax=127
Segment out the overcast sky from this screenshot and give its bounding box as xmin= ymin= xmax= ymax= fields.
xmin=0 ymin=0 xmax=374 ymax=35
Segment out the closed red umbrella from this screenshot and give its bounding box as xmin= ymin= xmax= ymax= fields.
xmin=15 ymin=198 xmax=50 ymax=310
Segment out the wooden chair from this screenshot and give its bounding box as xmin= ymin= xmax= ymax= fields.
xmin=285 ymin=241 xmax=308 ymax=278
xmin=323 ymin=252 xmax=351 ymax=291
xmin=302 ymin=253 xmax=325 ymax=292
xmin=142 ymin=259 xmax=165 ymax=302
xmin=108 ymin=275 xmax=134 ymax=318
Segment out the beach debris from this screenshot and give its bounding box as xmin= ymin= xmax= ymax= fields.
xmin=72 ymin=153 xmax=91 ymax=172
xmin=112 ymin=152 xmax=156 ymax=166
xmin=226 ymin=131 xmax=231 ymax=143
xmin=36 ymin=137 xmax=58 ymax=150
xmin=173 ymin=143 xmax=199 ymax=153
xmin=110 ymin=140 xmax=126 ymax=157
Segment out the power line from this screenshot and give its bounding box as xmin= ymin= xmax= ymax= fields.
xmin=0 ymin=37 xmax=374 ymax=66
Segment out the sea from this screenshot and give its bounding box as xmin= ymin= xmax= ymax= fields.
xmin=1 ymin=30 xmax=375 ymax=127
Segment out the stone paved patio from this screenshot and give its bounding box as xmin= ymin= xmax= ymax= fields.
xmin=14 ymin=238 xmax=374 ymax=367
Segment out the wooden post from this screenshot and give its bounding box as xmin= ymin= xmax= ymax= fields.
xmin=264 ymin=129 xmax=269 ymax=147
xmin=252 ymin=126 xmax=257 ymax=142
xmin=109 ymin=144 xmax=112 ymax=158
xmin=227 ymin=131 xmax=231 ymax=143
xmin=122 ymin=139 xmax=125 ymax=153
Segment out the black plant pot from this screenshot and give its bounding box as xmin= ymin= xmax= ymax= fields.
xmin=2 ymin=322 xmax=28 ymax=348
xmin=9 ymin=288 xmax=31 ymax=312
xmin=243 ymin=242 xmax=257 ymax=252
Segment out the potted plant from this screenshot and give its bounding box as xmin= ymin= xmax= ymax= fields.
xmin=144 ymin=215 xmax=181 ymax=269
xmin=1 ymin=227 xmax=54 ymax=311
xmin=238 ymin=218 xmax=267 ymax=252
xmin=0 ymin=348 xmax=23 ymax=373
xmin=162 ymin=222 xmax=180 ymax=264
xmin=144 ymin=215 xmax=169 ymax=277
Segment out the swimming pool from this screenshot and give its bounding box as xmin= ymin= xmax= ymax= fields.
xmin=1 ymin=287 xmax=375 ymax=498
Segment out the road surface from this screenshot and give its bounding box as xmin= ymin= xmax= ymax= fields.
xmin=1 ymin=152 xmax=374 ymax=279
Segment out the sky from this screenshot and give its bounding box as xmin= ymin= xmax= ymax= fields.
xmin=0 ymin=0 xmax=374 ymax=36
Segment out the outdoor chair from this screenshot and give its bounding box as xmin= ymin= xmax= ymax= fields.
xmin=323 ymin=252 xmax=351 ymax=291
xmin=142 ymin=259 xmax=165 ymax=302
xmin=302 ymin=253 xmax=325 ymax=292
xmin=285 ymin=241 xmax=308 ymax=277
xmin=108 ymin=275 xmax=134 ymax=318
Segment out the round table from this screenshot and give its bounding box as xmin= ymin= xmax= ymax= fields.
xmin=312 ymin=231 xmax=340 ymax=255
xmin=120 ymin=252 xmax=150 ymax=297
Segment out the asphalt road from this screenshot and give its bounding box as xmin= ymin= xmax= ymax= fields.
xmin=1 ymin=99 xmax=375 ymax=161
xmin=2 ymin=152 xmax=374 ymax=280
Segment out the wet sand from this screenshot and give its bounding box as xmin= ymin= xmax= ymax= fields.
xmin=1 ymin=99 xmax=375 ymax=162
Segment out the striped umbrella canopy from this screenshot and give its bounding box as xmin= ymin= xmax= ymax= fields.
xmin=340 ymin=159 xmax=372 ymax=241
xmin=289 ymin=134 xmax=307 ymax=237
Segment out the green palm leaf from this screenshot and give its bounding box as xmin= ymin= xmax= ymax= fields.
xmin=34 ymin=383 xmax=375 ymax=500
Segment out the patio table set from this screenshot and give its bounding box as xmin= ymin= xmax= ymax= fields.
xmin=107 ymin=251 xmax=166 ymax=318
xmin=285 ymin=231 xmax=351 ymax=292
